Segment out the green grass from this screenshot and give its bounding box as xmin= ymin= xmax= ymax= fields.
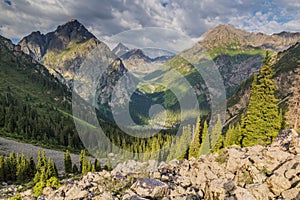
xmin=58 ymin=109 xmax=97 ymax=129
xmin=206 ymin=42 xmax=271 ymax=59
xmin=43 ymin=38 xmax=96 ymax=71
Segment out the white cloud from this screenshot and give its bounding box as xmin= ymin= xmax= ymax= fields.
xmin=0 ymin=0 xmax=299 ymax=43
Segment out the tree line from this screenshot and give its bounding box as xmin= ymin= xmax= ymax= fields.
xmin=0 ymin=91 xmax=83 ymax=150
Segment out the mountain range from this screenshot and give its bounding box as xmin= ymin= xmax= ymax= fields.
xmin=2 ymin=19 xmax=300 ymax=133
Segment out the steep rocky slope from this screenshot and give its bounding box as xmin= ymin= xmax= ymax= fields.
xmin=19 ymin=20 xmax=136 ymax=118
xmin=16 ymin=129 xmax=300 ymax=199
xmin=19 ymin=20 xmax=99 ymax=82
xmin=226 ymin=42 xmax=300 ymax=124
xmin=0 ymin=34 xmax=87 ymax=149
xmin=200 ymin=24 xmax=300 ymax=96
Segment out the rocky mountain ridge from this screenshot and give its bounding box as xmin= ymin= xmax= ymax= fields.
xmin=200 ymin=24 xmax=300 ymax=52
xmin=19 ymin=20 xmax=116 ymax=83
xmin=15 ymin=129 xmax=300 ymax=199
xmin=112 ymin=43 xmax=130 ymax=57
xmin=18 ymin=20 xmax=137 ymax=116
xmin=198 ymin=24 xmax=300 ymax=95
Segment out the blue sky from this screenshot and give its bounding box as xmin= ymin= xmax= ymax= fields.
xmin=0 ymin=0 xmax=299 ymax=44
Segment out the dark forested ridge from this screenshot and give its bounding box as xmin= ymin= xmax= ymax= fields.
xmin=0 ymin=35 xmax=83 ymax=150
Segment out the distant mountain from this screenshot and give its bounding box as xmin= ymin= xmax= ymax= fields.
xmin=18 ymin=20 xmax=135 ymax=115
xmin=173 ymin=24 xmax=300 ymax=96
xmin=120 ymin=48 xmax=174 ymax=72
xmin=19 ymin=20 xmax=111 ymax=83
xmin=152 ymin=55 xmax=175 ymax=63
xmin=121 ymin=49 xmax=152 ymax=62
xmin=112 ymin=42 xmax=130 ymax=57
xmin=200 ymin=24 xmax=300 ymax=53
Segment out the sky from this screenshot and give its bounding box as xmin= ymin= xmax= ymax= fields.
xmin=0 ymin=0 xmax=299 ymax=47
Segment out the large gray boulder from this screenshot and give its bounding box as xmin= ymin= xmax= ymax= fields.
xmin=130 ymin=178 xmax=169 ymax=198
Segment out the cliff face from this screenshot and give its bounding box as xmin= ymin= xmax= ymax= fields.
xmin=15 ymin=129 xmax=300 ymax=199
xmin=19 ymin=20 xmax=135 ymax=114
xmin=19 ymin=19 xmax=101 ymax=80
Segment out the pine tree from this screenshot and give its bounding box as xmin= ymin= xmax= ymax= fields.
xmin=105 ymin=158 xmax=112 ymax=171
xmin=241 ymin=53 xmax=281 ymax=147
xmin=200 ymin=120 xmax=210 ymax=154
xmin=64 ymin=150 xmax=72 ymax=174
xmin=79 ymin=150 xmax=86 ymax=173
xmin=94 ymin=159 xmax=101 ymax=172
xmin=212 ymin=135 xmax=224 ymax=152
xmin=29 ymin=155 xmax=36 ymax=178
xmin=45 ymin=159 xmax=57 ymax=180
xmin=80 ymin=150 xmax=88 ymax=174
xmin=16 ymin=153 xmax=28 ymax=182
xmin=177 ymin=124 xmax=192 ymax=160
xmin=188 ymin=117 xmax=201 ymax=159
xmin=87 ymin=161 xmax=92 ymax=173
xmin=224 ymin=125 xmax=241 ymax=147
xmin=0 ymin=156 xmax=4 ymax=182
xmin=286 ymin=67 xmax=300 ymax=130
xmin=72 ymin=164 xmax=79 ymax=174
xmin=37 ymin=151 xmax=47 ymax=170
xmin=211 ymin=115 xmax=222 ymax=150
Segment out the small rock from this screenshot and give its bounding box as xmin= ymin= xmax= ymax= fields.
xmin=233 ymin=187 xmax=256 ymax=200
xmin=246 ymin=183 xmax=269 ymax=200
xmin=223 ymin=180 xmax=236 ymax=192
xmin=281 ymin=186 xmax=300 ymax=200
xmin=131 ymin=178 xmax=169 ymax=198
xmin=42 ymin=187 xmax=53 ymax=196
xmin=267 ymin=174 xmax=291 ymax=196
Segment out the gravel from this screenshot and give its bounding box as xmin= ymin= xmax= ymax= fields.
xmin=0 ymin=136 xmax=92 ymax=173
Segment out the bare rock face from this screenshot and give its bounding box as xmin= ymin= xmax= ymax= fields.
xmin=19 ymin=20 xmax=135 ymax=117
xmin=18 ymin=21 xmax=102 ymax=80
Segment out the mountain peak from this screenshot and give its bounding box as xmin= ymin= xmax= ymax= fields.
xmin=115 ymin=42 xmax=128 ymax=49
xmin=214 ymin=23 xmax=236 ymax=29
xmin=60 ymin=19 xmax=82 ymax=28
xmin=200 ymin=24 xmax=249 ymax=50
xmin=112 ymin=42 xmax=130 ymax=57
xmin=55 ymin=19 xmax=94 ymax=39
xmin=121 ymin=48 xmax=150 ymax=60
